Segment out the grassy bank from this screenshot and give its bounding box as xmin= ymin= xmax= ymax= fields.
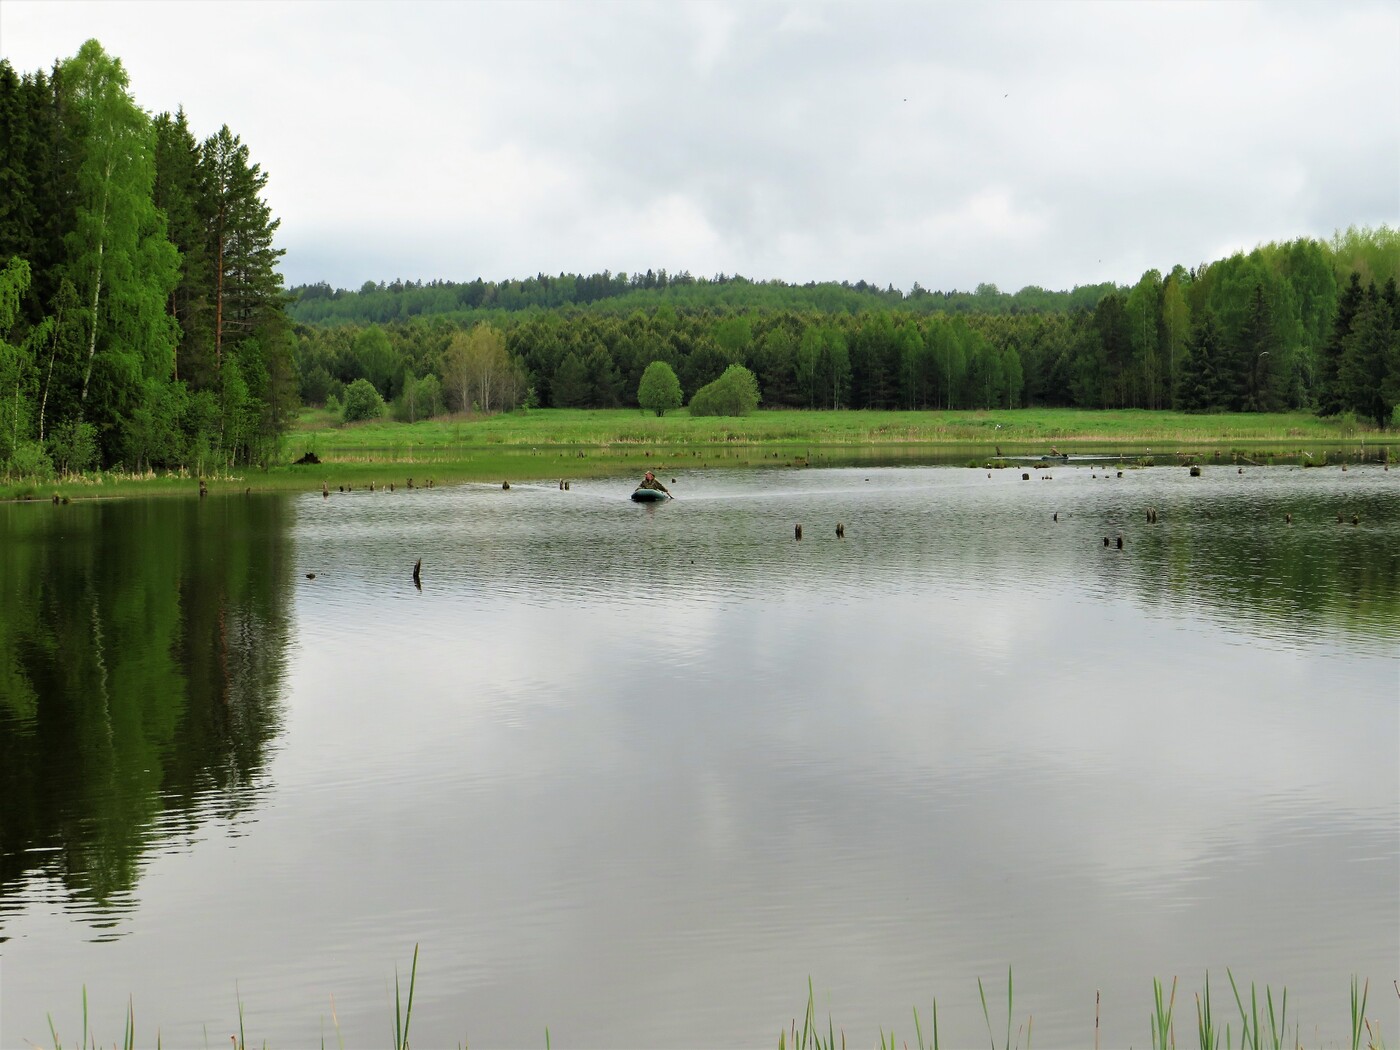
xmin=294 ymin=406 xmax=1390 ymax=451
xmin=3 ymin=408 xmax=1395 ymax=502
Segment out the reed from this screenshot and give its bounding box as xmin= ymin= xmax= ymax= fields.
xmin=35 ymin=965 xmax=1395 ymax=1049
xmin=979 ymin=967 xmax=1030 ymax=1050
xmin=393 ymin=944 xmax=419 ymax=1050
xmin=1151 ymin=975 xmax=1176 ymax=1050
xmin=1196 ymin=971 xmax=1219 ymax=1050
xmin=1225 ymin=968 xmax=1291 ymax=1050
xmin=1351 ymin=976 xmax=1370 ymax=1050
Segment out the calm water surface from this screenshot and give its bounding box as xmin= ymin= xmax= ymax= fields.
xmin=1 ymin=463 xmax=1397 ymax=1048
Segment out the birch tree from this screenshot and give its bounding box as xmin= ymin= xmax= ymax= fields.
xmin=60 ymin=40 xmax=178 ymax=407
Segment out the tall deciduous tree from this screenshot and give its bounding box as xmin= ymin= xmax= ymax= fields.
xmin=637 ymin=360 xmax=682 ymax=416
xmin=442 ymin=323 xmax=518 ymax=413
xmin=61 ymin=42 xmax=176 ymax=402
xmin=0 ymin=257 xmax=33 ymax=464
xmin=1161 ymin=269 xmax=1192 ymax=408
xmin=60 ymin=40 xmax=178 ymax=462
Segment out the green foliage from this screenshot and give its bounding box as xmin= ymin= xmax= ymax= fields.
xmin=688 ymin=363 xmax=761 ymax=416
xmin=637 ymin=359 xmax=682 ymax=416
xmin=6 ymin=439 xmax=51 ymax=478
xmin=395 ymin=371 xmax=443 ymax=422
xmin=0 ymin=42 xmax=294 ymax=475
xmin=47 ymin=419 xmax=98 ymax=475
xmin=441 ymin=323 xmax=518 ymax=414
xmin=341 ymin=377 xmax=384 ymax=422
xmin=551 ymin=351 xmax=591 ymax=409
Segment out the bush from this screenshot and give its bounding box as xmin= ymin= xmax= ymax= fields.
xmin=637 ymin=360 xmax=683 ymax=416
xmin=6 ymin=440 xmax=54 ymax=479
xmin=342 ymin=378 xmax=385 ymax=423
xmin=47 ymin=421 xmax=98 ymax=475
xmin=688 ymin=364 xmax=761 ymax=417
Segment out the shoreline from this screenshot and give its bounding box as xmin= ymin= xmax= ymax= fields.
xmin=3 ymin=407 xmax=1395 ymax=502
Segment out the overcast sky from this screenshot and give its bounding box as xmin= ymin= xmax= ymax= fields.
xmin=3 ymin=1 xmax=1397 ymax=294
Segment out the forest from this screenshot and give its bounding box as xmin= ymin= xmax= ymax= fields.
xmin=290 ymin=228 xmax=1398 ymax=427
xmin=1 ymin=40 xmax=1397 ymax=480
xmin=0 ymin=41 xmax=293 ymax=477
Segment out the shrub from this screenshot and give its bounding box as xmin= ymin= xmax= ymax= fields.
xmin=7 ymin=440 xmax=54 ymax=479
xmin=688 ymin=364 xmax=761 ymax=417
xmin=342 ymin=378 xmax=385 ymax=423
xmin=47 ymin=421 xmax=98 ymax=475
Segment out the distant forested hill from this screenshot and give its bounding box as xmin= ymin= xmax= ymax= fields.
xmin=285 ymin=226 xmax=1398 ymax=423
xmin=287 ymin=271 xmax=1116 ymax=326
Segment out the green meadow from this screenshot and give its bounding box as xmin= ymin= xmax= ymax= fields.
xmin=4 ymin=407 xmax=1395 ymax=501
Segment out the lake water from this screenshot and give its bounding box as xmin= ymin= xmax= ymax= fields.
xmin=1 ymin=462 xmax=1396 ymax=1048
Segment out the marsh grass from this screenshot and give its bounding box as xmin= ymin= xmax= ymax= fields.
xmin=295 ymin=407 xmax=1388 ymax=451
xmin=393 ymin=944 xmax=418 ymax=1050
xmin=980 ymin=967 xmax=1031 ymax=1050
xmin=1152 ymin=976 xmax=1177 ymax=1050
xmin=1227 ymin=968 xmax=1290 ymax=1050
xmin=37 ymin=967 xmax=1394 ymax=1050
xmin=6 ymin=407 xmax=1396 ymax=501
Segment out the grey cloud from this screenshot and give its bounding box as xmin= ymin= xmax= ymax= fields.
xmin=2 ymin=0 xmax=1395 ymax=291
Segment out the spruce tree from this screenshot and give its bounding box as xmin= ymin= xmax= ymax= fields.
xmin=1317 ymin=273 xmax=1363 ymax=416
xmin=199 ymin=125 xmax=285 ymax=379
xmin=1179 ymin=312 xmax=1222 ymax=411
xmin=153 ymin=108 xmax=211 ymax=386
xmin=1338 ymin=282 xmax=1398 ymax=427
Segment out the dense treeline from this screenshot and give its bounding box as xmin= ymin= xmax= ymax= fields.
xmin=289 ymin=270 xmax=1118 ymax=325
xmin=0 ymin=41 xmax=293 ymax=477
xmin=292 ymin=226 xmax=1399 ymax=425
xmin=3 ymin=44 xmax=1397 ymax=483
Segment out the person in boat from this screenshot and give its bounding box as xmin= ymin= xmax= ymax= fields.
xmin=638 ymin=470 xmax=671 ymax=495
